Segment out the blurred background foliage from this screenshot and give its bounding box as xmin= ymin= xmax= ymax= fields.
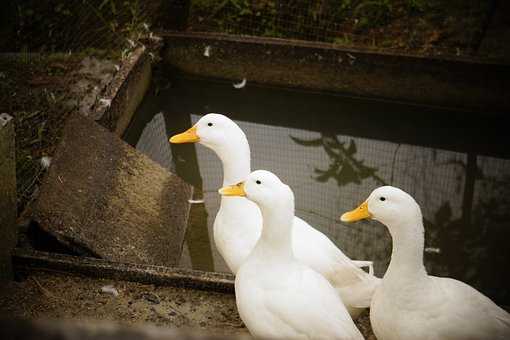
xmin=0 ymin=0 xmax=184 ymax=53
xmin=0 ymin=0 xmax=497 ymax=55
xmin=188 ymin=0 xmax=493 ymax=54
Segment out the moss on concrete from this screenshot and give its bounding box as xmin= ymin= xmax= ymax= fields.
xmin=33 ymin=113 xmax=192 ymax=266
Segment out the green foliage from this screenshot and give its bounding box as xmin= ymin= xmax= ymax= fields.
xmin=190 ymin=0 xmax=430 ymax=41
xmin=325 ymin=0 xmax=396 ymax=31
xmin=333 ymin=34 xmax=353 ymax=46
xmin=406 ymin=0 xmax=427 ymax=12
xmin=354 ymin=0 xmax=392 ymax=29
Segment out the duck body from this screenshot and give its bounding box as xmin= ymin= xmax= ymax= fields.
xmin=213 ymin=196 xmax=260 ymax=273
xmin=221 ymin=170 xmax=364 ymax=340
xmin=342 ymin=186 xmax=510 ymax=340
xmin=236 ymin=248 xmax=363 ymax=340
xmin=216 ymin=198 xmax=375 ymax=316
xmin=371 ymin=275 xmax=510 ymax=340
xmin=171 ymin=113 xmax=379 ymax=318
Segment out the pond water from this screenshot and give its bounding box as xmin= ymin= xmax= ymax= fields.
xmin=124 ymin=74 xmax=510 ymax=306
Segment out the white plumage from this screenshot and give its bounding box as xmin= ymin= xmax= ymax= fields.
xmin=342 ymin=186 xmax=510 ymax=340
xmin=170 ymin=113 xmax=379 ymax=318
xmin=220 ymin=170 xmax=364 ymax=339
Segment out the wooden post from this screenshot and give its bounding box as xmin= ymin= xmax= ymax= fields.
xmin=0 ymin=113 xmax=16 ymax=280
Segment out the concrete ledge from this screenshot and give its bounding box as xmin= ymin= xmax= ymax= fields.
xmin=0 ymin=113 xmax=16 ymax=280
xmin=96 ymin=47 xmax=152 ymax=136
xmin=162 ymin=31 xmax=509 ymax=112
xmin=13 ymin=249 xmax=234 ymax=293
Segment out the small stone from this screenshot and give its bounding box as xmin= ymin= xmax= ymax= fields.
xmin=142 ymin=292 xmax=160 ymax=304
xmin=151 ymin=305 xmax=169 ymax=320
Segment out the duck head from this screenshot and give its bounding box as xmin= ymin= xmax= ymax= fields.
xmin=219 ymin=170 xmax=294 ymax=212
xmin=169 ymin=113 xmax=248 ymax=152
xmin=341 ymin=186 xmax=422 ymax=230
xmin=169 ymin=113 xmax=251 ymax=186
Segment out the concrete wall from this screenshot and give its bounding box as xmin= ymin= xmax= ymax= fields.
xmin=96 ymin=47 xmax=152 ymax=136
xmin=162 ymin=32 xmax=509 ymax=112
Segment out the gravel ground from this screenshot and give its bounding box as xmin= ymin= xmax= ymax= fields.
xmin=0 ymin=270 xmax=375 ymax=338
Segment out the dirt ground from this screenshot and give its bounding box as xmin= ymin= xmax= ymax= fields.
xmin=0 ymin=270 xmax=375 ymax=338
xmin=0 ymin=270 xmax=246 ymax=336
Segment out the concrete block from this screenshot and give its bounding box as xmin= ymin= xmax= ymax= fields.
xmin=34 ymin=113 xmax=192 ymax=266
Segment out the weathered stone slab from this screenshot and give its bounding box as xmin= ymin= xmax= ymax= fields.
xmin=0 ymin=113 xmax=16 ymax=280
xmin=34 ymin=113 xmax=192 ymax=266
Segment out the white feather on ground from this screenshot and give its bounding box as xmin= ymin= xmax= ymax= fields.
xmin=99 ymin=98 xmax=111 ymax=108
xmin=204 ymin=45 xmax=211 ymax=57
xmin=101 ymin=285 xmax=119 ymax=297
xmin=233 ymin=78 xmax=247 ymax=89
xmin=40 ymin=156 xmax=52 ymax=170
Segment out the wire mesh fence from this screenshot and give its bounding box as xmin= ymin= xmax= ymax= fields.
xmin=2 ymin=1 xmax=494 ymax=55
xmin=4 ymin=0 xmax=183 ymax=53
xmin=2 ymin=0 xmax=177 ymax=211
xmin=186 ymin=0 xmax=492 ymax=54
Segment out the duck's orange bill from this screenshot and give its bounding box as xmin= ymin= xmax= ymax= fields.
xmin=169 ymin=126 xmax=199 ymax=144
xmin=219 ymin=182 xmax=246 ymax=197
xmin=341 ymin=201 xmax=372 ymax=222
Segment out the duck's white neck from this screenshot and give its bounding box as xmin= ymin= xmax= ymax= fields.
xmin=212 ymin=135 xmax=251 ymax=187
xmin=384 ymin=213 xmax=427 ymax=283
xmin=255 ymin=200 xmax=294 ymax=261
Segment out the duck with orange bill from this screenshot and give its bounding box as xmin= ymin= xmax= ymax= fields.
xmin=341 ymin=186 xmax=510 ymax=340
xmin=170 ymin=113 xmax=379 ymax=318
xmin=220 ymin=170 xmax=364 ymax=340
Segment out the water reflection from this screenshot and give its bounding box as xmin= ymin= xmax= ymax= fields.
xmin=124 ymin=108 xmax=215 ymax=272
xmin=290 ymin=134 xmax=385 ymax=186
xmin=125 ymin=75 xmax=510 ymax=305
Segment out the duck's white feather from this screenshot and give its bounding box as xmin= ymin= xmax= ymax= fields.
xmin=232 ymin=170 xmax=363 ymax=340
xmin=236 ymin=260 xmax=364 ymax=340
xmin=347 ymin=186 xmax=510 ymax=340
xmin=215 ymin=195 xmax=379 ymax=316
xmin=193 ymin=113 xmax=379 ymax=318
xmin=372 ymin=275 xmax=510 ymax=340
xmin=214 ymin=196 xmax=260 ymax=272
xmin=292 ymin=216 xmax=379 ymax=311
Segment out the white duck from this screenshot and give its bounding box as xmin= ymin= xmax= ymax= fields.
xmin=341 ymin=186 xmax=510 ymax=340
xmin=170 ymin=113 xmax=379 ymax=318
xmin=220 ymin=170 xmax=364 ymax=340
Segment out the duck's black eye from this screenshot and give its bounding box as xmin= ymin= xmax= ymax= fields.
xmin=256 ymin=180 xmax=261 ymax=185
xmin=207 ymin=122 xmax=213 ymax=127
xmin=380 ymin=197 xmax=386 ymax=201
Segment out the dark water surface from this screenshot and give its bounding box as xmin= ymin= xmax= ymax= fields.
xmin=125 ymin=74 xmax=510 ymax=305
